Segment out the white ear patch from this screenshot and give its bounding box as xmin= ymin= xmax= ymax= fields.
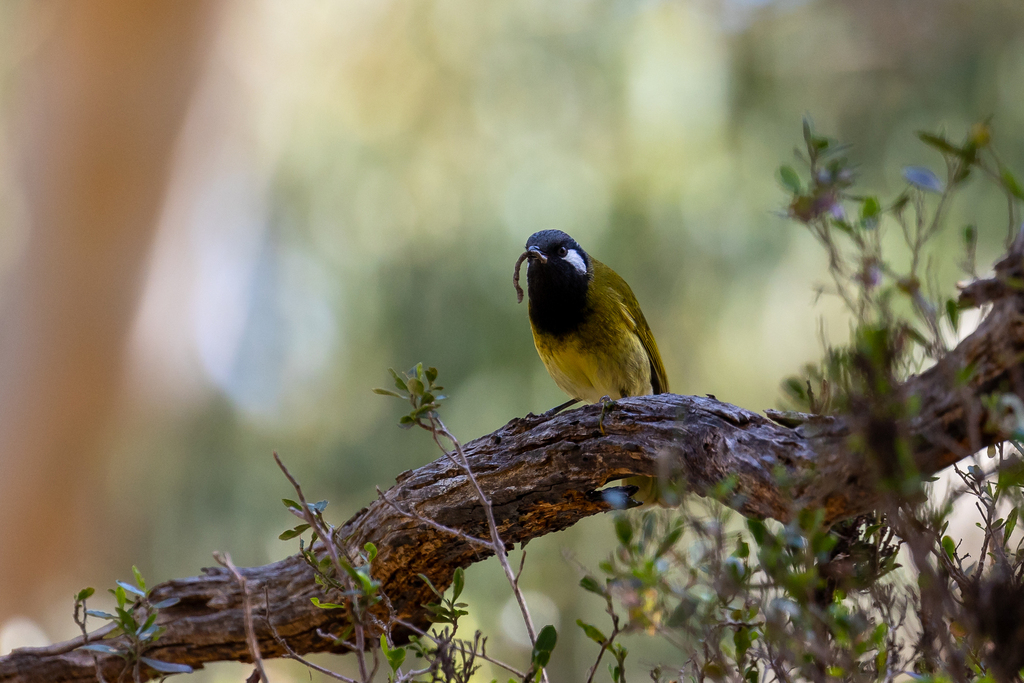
xmin=563 ymin=248 xmax=587 ymax=274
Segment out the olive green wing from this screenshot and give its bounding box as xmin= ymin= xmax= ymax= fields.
xmin=627 ymin=299 xmax=669 ymax=395
xmin=592 ymin=259 xmax=672 ymax=506
xmin=593 ymin=260 xmax=670 ymax=395
xmin=637 ymin=310 xmax=669 ymax=394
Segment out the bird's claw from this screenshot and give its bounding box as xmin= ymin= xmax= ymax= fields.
xmin=598 ymin=395 xmax=617 ymax=435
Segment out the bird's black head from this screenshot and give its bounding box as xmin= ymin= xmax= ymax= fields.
xmin=523 ymin=229 xmax=591 ymax=337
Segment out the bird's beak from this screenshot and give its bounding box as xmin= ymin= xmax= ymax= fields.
xmin=526 ymin=246 xmax=547 ymax=263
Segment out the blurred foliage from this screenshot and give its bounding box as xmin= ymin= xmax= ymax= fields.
xmin=780 ymin=119 xmax=1021 ymax=417
xmin=572 ymin=122 xmax=1024 ymax=682
xmin=583 ymin=444 xmax=1024 ymax=682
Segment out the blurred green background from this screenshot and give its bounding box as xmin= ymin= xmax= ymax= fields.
xmin=1 ymin=0 xmax=1023 ymax=680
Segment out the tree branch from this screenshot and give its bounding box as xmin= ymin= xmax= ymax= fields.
xmin=4 ymin=237 xmax=1024 ymax=682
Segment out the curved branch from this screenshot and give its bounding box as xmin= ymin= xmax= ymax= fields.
xmin=4 ymin=240 xmax=1024 ymax=682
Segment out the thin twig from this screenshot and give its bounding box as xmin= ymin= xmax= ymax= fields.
xmin=375 ymin=486 xmax=492 ymax=550
xmin=262 ymin=603 xmax=358 ymax=683
xmin=213 ymin=551 xmax=269 ymax=683
xmin=273 ymin=452 xmax=371 ymax=681
xmin=427 ymin=417 xmax=547 ymax=682
xmin=584 ymin=595 xmax=622 ymax=683
xmin=393 ymin=617 xmax=527 ymax=678
xmin=515 ymin=548 xmax=528 ymax=584
xmin=72 ymin=599 xmax=109 ymax=683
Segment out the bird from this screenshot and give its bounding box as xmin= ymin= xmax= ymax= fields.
xmin=513 ymin=229 xmax=669 ymax=407
xmin=513 ymin=229 xmax=670 ymax=504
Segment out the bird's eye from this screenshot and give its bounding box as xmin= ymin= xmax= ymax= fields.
xmin=557 ymin=246 xmax=568 ymax=257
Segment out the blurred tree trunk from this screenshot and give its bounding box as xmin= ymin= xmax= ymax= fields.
xmin=0 ymin=1 xmax=220 ymax=622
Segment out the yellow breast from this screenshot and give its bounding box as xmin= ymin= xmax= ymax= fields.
xmin=532 ymin=320 xmax=653 ymax=404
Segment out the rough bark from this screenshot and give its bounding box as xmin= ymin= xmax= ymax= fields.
xmin=3 ymin=242 xmax=1024 ymax=682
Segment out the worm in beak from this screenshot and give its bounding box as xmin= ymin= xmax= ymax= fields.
xmin=513 ymin=247 xmax=547 ymax=303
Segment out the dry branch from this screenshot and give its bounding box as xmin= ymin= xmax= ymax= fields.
xmin=3 ymin=242 xmax=1024 ymax=682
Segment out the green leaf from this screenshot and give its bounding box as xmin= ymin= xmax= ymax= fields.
xmin=385 ymin=644 xmax=406 ymax=671
xmin=390 ymin=368 xmax=407 ymax=392
xmin=423 ymin=602 xmax=453 ymax=624
xmin=372 ymin=388 xmax=404 ymax=398
xmin=131 ymin=566 xmax=147 ymax=593
xmin=747 ymin=519 xmax=767 ymax=545
xmin=139 ymin=657 xmax=193 ymax=674
xmin=534 ymin=624 xmax=558 ymax=655
xmin=282 ymin=498 xmax=302 ymax=511
xmin=381 ymin=633 xmax=407 ymax=672
xmin=579 ymin=576 xmax=605 ymax=596
xmin=418 ymin=573 xmax=443 ymax=598
xmin=279 ymin=524 xmax=310 ymax=540
xmin=734 ymin=626 xmax=752 ymax=662
xmin=115 ymin=607 xmax=137 ymax=632
xmin=614 ymin=515 xmax=633 ymax=546
xmin=942 ymin=535 xmax=957 ymax=560
xmin=139 ymin=611 xmax=158 ymax=633
xmin=1005 ymin=508 xmax=1018 ymax=540
xmin=964 ymin=224 xmax=977 ymax=245
xmin=1001 ymin=167 xmax=1024 ymax=200
xmin=354 ymin=568 xmax=378 ymax=596
xmin=76 ymin=587 xmax=95 ymax=602
xmin=655 ymin=525 xmax=684 ymax=558
xmin=946 ymin=299 xmax=960 ymax=333
xmin=425 ymin=367 xmax=438 ymax=384
xmin=452 ymin=567 xmax=465 ymax=602
xmin=917 ymin=131 xmax=961 ymax=156
xmin=783 ymin=377 xmax=807 ymax=402
xmin=310 ymin=597 xmax=346 ymax=609
xmin=140 ymin=620 xmax=160 ymax=638
xmin=576 ymin=619 xmax=606 ymax=645
xmin=778 ymin=165 xmax=801 ymax=194
xmin=860 ymin=196 xmax=880 ymax=226
xmin=364 ymin=542 xmax=378 ymax=563
xmin=407 ymin=377 xmax=424 ymax=395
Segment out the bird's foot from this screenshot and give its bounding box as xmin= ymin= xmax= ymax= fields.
xmin=598 ymin=395 xmax=617 ymax=435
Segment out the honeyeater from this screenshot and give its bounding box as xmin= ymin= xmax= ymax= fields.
xmin=513 ymin=228 xmax=669 ymax=410
xmin=512 ymin=227 xmax=671 ymax=403
xmin=513 ymin=230 xmax=670 ymax=504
